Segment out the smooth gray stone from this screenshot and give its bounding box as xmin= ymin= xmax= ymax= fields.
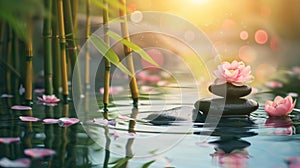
xmin=208 ymin=83 xmax=252 ymax=98
xmin=194 ymin=98 xmax=259 ymax=115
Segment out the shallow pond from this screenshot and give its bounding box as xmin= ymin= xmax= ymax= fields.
xmin=0 ymin=79 xmax=300 ymax=168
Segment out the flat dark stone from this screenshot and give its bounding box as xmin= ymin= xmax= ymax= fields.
xmin=208 ymin=83 xmax=252 ymax=98
xmin=194 ymin=98 xmax=259 ymax=115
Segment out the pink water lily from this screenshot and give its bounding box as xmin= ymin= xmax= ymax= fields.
xmin=264 ymin=96 xmax=296 ymax=117
xmin=0 ymin=137 xmax=20 ymax=144
xmin=58 ymin=118 xmax=80 ymax=127
xmin=43 ymin=118 xmax=59 ymax=124
xmin=38 ymin=95 xmax=60 ymax=104
xmin=213 ymin=60 xmax=253 ymax=86
xmin=11 ymin=105 xmax=32 ymax=110
xmin=24 ymin=148 xmax=55 ymax=158
xmin=19 ymin=116 xmax=40 ymax=122
xmin=0 ymin=157 xmax=31 ymax=168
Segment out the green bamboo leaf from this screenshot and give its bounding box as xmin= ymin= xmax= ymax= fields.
xmin=107 ymin=30 xmax=159 ymax=67
xmin=111 ymin=157 xmax=131 ymax=168
xmin=142 ymin=160 xmax=156 ymax=168
xmin=90 ymin=34 xmax=133 ymax=76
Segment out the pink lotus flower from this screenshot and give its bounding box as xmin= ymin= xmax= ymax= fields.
xmin=264 ymin=96 xmax=296 ymax=117
xmin=38 ymin=95 xmax=60 ymax=104
xmin=19 ymin=116 xmax=40 ymax=122
xmin=0 ymin=137 xmax=20 ymax=144
xmin=11 ymin=105 xmax=32 ymax=110
xmin=24 ymin=148 xmax=55 ymax=158
xmin=213 ymin=60 xmax=253 ymax=86
xmin=58 ymin=118 xmax=80 ymax=127
xmin=0 ymin=157 xmax=31 ymax=168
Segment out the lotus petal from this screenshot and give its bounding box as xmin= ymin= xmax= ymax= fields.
xmin=0 ymin=157 xmax=30 ymax=168
xmin=43 ymin=119 xmax=59 ymax=124
xmin=58 ymin=118 xmax=80 ymax=127
xmin=19 ymin=116 xmax=39 ymax=122
xmin=11 ymin=105 xmax=32 ymax=110
xmin=0 ymin=137 xmax=20 ymax=144
xmin=24 ymin=148 xmax=55 ymax=158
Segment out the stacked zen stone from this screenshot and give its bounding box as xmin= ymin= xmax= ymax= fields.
xmin=194 ymin=82 xmax=259 ymax=116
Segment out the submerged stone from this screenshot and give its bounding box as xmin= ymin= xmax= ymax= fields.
xmin=208 ymin=83 xmax=252 ymax=98
xmin=194 ymin=98 xmax=259 ymax=116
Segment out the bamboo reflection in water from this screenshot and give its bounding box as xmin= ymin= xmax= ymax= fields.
xmin=120 ymin=107 xmax=139 ymax=168
xmin=44 ymin=106 xmax=54 ymax=167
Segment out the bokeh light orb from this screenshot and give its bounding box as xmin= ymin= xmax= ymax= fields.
xmin=255 ymin=29 xmax=268 ymax=44
xmin=240 ymin=30 xmax=249 ymax=40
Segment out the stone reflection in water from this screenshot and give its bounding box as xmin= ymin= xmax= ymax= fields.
xmin=194 ymin=114 xmax=257 ymax=168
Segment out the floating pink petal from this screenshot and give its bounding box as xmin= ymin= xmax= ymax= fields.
xmin=0 ymin=137 xmax=20 ymax=144
xmin=1 ymin=94 xmax=13 ymax=98
xmin=11 ymin=105 xmax=32 ymax=110
xmin=140 ymin=86 xmax=154 ymax=92
xmin=24 ymin=148 xmax=55 ymax=158
xmin=58 ymin=118 xmax=80 ymax=127
xmin=93 ymin=118 xmax=116 ymax=127
xmin=43 ymin=118 xmax=59 ymax=124
xmin=38 ymin=95 xmax=60 ymax=104
xmin=113 ymin=131 xmax=120 ymax=140
xmin=118 ymin=115 xmax=135 ymax=121
xmin=265 ymin=81 xmax=283 ymax=88
xmin=0 ymin=157 xmax=31 ymax=168
xmin=34 ymin=89 xmax=45 ymax=94
xmin=19 ymin=116 xmax=40 ymax=122
xmin=137 ymin=71 xmax=161 ymax=84
xmin=99 ymin=86 xmax=124 ymax=95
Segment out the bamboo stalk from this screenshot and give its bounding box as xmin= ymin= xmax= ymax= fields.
xmin=0 ymin=22 xmax=5 ymax=95
xmin=57 ymin=0 xmax=69 ymax=101
xmin=85 ymin=0 xmax=90 ymax=90
xmin=12 ymin=31 xmax=20 ymax=103
xmin=103 ymin=0 xmax=111 ymax=118
xmin=25 ymin=17 xmax=33 ymax=105
xmin=119 ymin=0 xmax=139 ymax=107
xmin=6 ymin=27 xmax=12 ymax=95
xmin=71 ymin=0 xmax=78 ymax=38
xmin=43 ymin=0 xmax=53 ymax=95
xmin=63 ymin=0 xmax=81 ymax=98
xmin=52 ymin=0 xmax=62 ymax=95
